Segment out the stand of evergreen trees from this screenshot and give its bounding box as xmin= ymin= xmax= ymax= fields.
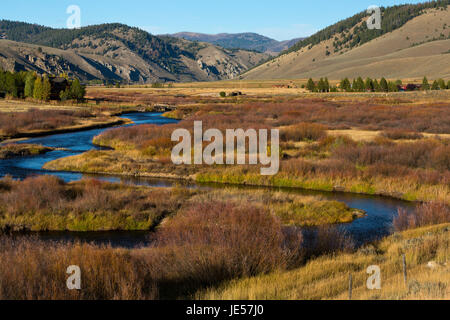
xmin=0 ymin=70 xmax=85 ymax=101
xmin=305 ymin=76 xmax=450 ymax=92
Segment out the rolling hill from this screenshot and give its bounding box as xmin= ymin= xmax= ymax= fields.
xmin=169 ymin=32 xmax=304 ymax=54
xmin=0 ymin=21 xmax=269 ymax=83
xmin=243 ymin=1 xmax=450 ymax=80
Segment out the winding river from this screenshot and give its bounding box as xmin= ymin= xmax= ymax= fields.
xmin=0 ymin=112 xmax=415 ymax=247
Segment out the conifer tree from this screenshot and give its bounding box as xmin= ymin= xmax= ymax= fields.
xmin=69 ymin=78 xmax=86 ymax=101
xmin=324 ymin=78 xmax=330 ymax=92
xmin=431 ymin=80 xmax=440 ymax=90
xmin=422 ymin=76 xmax=430 ymax=90
xmin=340 ymin=78 xmax=351 ymax=92
xmin=306 ymin=78 xmax=316 ymax=92
xmin=352 ymin=79 xmax=358 ymax=91
xmin=373 ymin=79 xmax=381 ymax=92
xmin=365 ymin=78 xmax=373 ymax=92
xmin=380 ymin=78 xmax=389 ymax=92
xmin=355 ymin=77 xmax=365 ymax=92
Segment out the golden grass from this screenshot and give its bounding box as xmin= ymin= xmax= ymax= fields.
xmin=0 ymin=144 xmax=54 ymax=159
xmin=197 ymin=223 xmax=450 ymax=300
xmin=0 ymin=99 xmax=87 ymax=113
xmin=329 ymin=129 xmax=450 ymax=142
xmin=187 ymin=189 xmax=364 ymax=226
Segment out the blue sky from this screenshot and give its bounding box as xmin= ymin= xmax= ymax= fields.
xmin=1 ymin=0 xmax=427 ymax=40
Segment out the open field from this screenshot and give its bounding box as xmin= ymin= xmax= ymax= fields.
xmin=86 ymin=83 xmax=450 ymax=103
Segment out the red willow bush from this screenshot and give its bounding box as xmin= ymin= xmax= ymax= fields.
xmin=0 ymin=109 xmax=94 ymax=136
xmin=134 ymin=201 xmax=305 ymax=297
xmin=394 ymin=202 xmax=450 ymax=232
xmin=280 ymin=123 xmax=328 ymax=142
xmin=150 ymin=201 xmax=298 ymax=274
xmin=0 ymin=238 xmax=156 ymax=300
xmin=0 ymin=176 xmax=188 ymax=229
xmin=333 ymin=139 xmax=449 ymax=170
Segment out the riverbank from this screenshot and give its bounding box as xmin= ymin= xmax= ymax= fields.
xmin=0 ymin=117 xmax=131 ymax=143
xmin=1 ymin=215 xmax=447 ymax=300
xmin=198 ymin=222 xmax=450 ymax=300
xmin=43 ymin=147 xmax=449 ymax=204
xmin=0 ymin=176 xmax=364 ymax=232
xmin=0 ymin=144 xmax=54 ymax=159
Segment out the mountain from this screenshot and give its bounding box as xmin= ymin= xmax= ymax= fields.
xmin=170 ymin=32 xmax=304 ymax=54
xmin=243 ymin=1 xmax=450 ymax=80
xmin=0 ymin=21 xmax=269 ymax=83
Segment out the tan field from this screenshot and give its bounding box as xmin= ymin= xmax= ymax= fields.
xmin=86 ymin=82 xmax=450 ymax=103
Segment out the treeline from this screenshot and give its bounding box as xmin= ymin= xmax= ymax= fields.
xmin=306 ymin=76 xmax=450 ymax=92
xmin=284 ymin=0 xmax=450 ymax=55
xmin=0 ymin=70 xmax=85 ymax=101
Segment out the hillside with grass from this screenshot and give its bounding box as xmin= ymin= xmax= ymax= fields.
xmin=244 ymin=1 xmax=450 ymax=80
xmin=0 ymin=21 xmax=269 ymax=83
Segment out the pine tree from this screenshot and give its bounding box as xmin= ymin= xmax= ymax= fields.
xmin=431 ymin=80 xmax=440 ymax=90
xmin=340 ymin=78 xmax=351 ymax=92
xmin=388 ymin=81 xmax=399 ymax=92
xmin=373 ymin=79 xmax=381 ymax=92
xmin=306 ymin=78 xmax=316 ymax=92
xmin=317 ymin=78 xmax=324 ymax=92
xmin=422 ymin=76 xmax=430 ymax=90
xmin=70 ymin=78 xmax=86 ymax=101
xmin=356 ymin=77 xmax=365 ymax=92
xmin=324 ymin=78 xmax=330 ymax=92
xmin=33 ymin=77 xmax=43 ymax=100
xmin=438 ymin=78 xmax=446 ymax=90
xmin=447 ymin=80 xmax=450 ymax=90
xmin=380 ymin=78 xmax=388 ymax=92
xmin=365 ymin=78 xmax=373 ymax=92
xmin=42 ymin=76 xmax=51 ymax=101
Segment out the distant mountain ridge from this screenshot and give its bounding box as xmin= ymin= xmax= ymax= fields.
xmin=0 ymin=21 xmax=269 ymax=83
xmin=169 ymin=32 xmax=304 ymax=54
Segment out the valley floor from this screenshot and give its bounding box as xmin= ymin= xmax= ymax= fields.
xmin=44 ymin=88 xmax=450 ymax=203
xmin=0 ymin=85 xmax=448 ymax=300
